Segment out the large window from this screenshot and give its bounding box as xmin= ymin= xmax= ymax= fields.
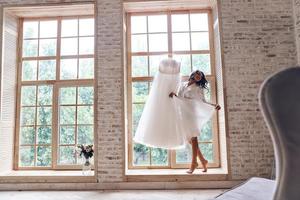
xmin=16 ymin=16 xmax=95 ymax=169
xmin=127 ymin=10 xmax=219 ymax=169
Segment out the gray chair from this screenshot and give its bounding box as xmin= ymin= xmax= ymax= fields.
xmin=259 ymin=67 xmax=300 ymax=200
xmin=215 ymin=67 xmax=300 ymax=200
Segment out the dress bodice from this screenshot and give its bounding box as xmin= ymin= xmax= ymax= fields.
xmin=159 ymin=58 xmax=180 ymax=74
xmin=178 ymin=82 xmax=206 ymax=102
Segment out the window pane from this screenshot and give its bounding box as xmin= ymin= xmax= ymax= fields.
xmin=204 ymin=82 xmax=211 ymax=101
xmin=199 ymin=143 xmax=213 ymax=162
xmin=148 ymin=15 xmax=167 ymax=33
xmin=133 ymin=143 xmax=150 ymax=166
xmin=40 ymin=20 xmax=57 ymax=38
xmin=79 ymin=58 xmax=94 ymax=79
xmin=132 ymin=56 xmax=148 ymax=77
xmin=60 ymin=59 xmax=77 ymax=79
xmin=60 ymin=106 xmax=76 ymax=124
xmin=131 ymin=16 xmax=147 ymax=34
xmin=59 ymin=146 xmax=75 ymax=165
xmin=79 ymin=37 xmax=94 ymax=55
xmin=151 ymin=148 xmax=168 ymax=166
xmin=172 ymin=33 xmax=190 ymax=51
xmin=21 ymin=86 xmax=36 ymax=106
xmin=78 ymin=87 xmax=94 ymax=105
xmin=37 ymin=146 xmax=52 ymax=166
xmin=19 ymin=146 xmax=35 ymax=167
xmin=23 ymin=21 xmax=38 ymax=39
xmin=61 ymin=19 xmax=78 ymax=37
xmin=132 ymin=82 xmax=148 ymax=103
xmin=173 ymin=54 xmax=191 ymax=76
xmin=171 ymin=14 xmax=189 ymax=32
xmin=191 ymin=32 xmax=209 ymax=50
xmin=20 ymin=107 xmax=35 ymax=126
xmin=192 ymin=54 xmax=211 ymax=75
xmin=79 ymin=18 xmax=94 ymax=36
xmin=200 ymin=120 xmax=213 ymax=141
xmin=132 ymin=103 xmax=144 ymax=127
xmin=60 ymin=87 xmax=76 ymax=105
xmin=61 ymin=38 xmax=78 ymax=55
xmin=37 ymin=107 xmax=52 ymax=125
xmin=38 ymin=85 xmax=53 ymax=106
xmin=37 ymin=126 xmax=52 ymax=144
xmin=148 ymin=33 xmax=168 ymax=52
xmin=149 ymin=55 xmax=168 ymax=76
xmin=23 ymin=40 xmax=38 ymax=57
xmin=39 ymin=39 xmax=56 ymax=56
xmin=20 ymin=127 xmax=35 ymax=145
xmin=131 ymin=34 xmax=147 ymax=52
xmin=77 ymin=106 xmax=93 ymax=124
xmin=22 ymin=60 xmax=37 ymax=81
xmin=38 ymin=60 xmax=56 ymax=80
xmin=60 ymin=126 xmax=75 ymax=144
xmin=190 ymin=13 xmax=208 ymax=31
xmin=78 ymin=125 xmax=94 ymax=145
xmin=176 ymin=148 xmax=192 ymax=164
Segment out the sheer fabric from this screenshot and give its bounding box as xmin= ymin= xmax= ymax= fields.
xmin=133 ymin=58 xmax=215 ymax=149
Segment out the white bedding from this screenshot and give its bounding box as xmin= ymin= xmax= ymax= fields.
xmin=214 ymin=177 xmax=275 ymax=200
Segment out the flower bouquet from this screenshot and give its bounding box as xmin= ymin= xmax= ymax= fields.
xmin=77 ymin=144 xmax=94 ymax=175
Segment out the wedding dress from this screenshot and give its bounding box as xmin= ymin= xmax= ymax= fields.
xmin=133 ymin=58 xmax=215 ymax=149
xmin=174 ymin=82 xmax=215 ymax=141
xmin=133 ymin=58 xmax=185 ymax=149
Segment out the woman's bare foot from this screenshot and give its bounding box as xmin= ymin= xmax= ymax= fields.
xmin=201 ymin=159 xmax=208 ymax=172
xmin=186 ymin=162 xmax=198 ymax=174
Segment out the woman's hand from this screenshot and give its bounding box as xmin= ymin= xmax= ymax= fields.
xmin=169 ymin=92 xmax=177 ymax=98
xmin=215 ymin=104 xmax=221 ymax=110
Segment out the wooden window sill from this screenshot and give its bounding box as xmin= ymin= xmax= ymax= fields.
xmin=125 ymin=168 xmax=228 ymax=182
xmin=0 ymin=170 xmax=96 ymax=183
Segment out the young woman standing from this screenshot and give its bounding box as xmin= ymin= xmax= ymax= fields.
xmin=170 ymin=70 xmax=221 ymax=174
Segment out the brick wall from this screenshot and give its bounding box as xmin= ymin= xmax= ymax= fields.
xmin=293 ymin=0 xmax=300 ymax=64
xmin=220 ymin=0 xmax=297 ymax=179
xmin=0 ymin=0 xmax=298 ymax=185
xmin=96 ymin=0 xmax=124 ymax=182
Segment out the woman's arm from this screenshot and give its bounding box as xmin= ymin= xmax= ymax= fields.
xmin=199 ymin=88 xmax=221 ymax=110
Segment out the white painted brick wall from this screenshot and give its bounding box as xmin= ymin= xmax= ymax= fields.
xmin=220 ymin=0 xmax=297 ymax=179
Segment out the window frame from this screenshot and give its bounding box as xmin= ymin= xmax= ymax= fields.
xmin=14 ymin=15 xmax=95 ymax=170
xmin=126 ymin=9 xmax=220 ymax=169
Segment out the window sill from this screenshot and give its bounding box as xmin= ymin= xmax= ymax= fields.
xmin=0 ymin=170 xmax=96 ymax=183
xmin=125 ymin=168 xmax=228 ymax=182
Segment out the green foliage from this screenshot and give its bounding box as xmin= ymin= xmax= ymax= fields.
xmin=37 ymin=126 xmax=52 ymax=144
xmin=23 ymin=40 xmax=38 ymax=57
xmin=19 ymin=146 xmax=34 ymax=167
xmin=132 ymin=82 xmax=148 ymax=102
xmin=133 ymin=143 xmax=149 ymax=165
xmin=37 ymin=146 xmax=51 ymax=166
xmin=151 ymin=148 xmax=168 ymax=166
xmin=60 ymin=126 xmax=75 ymax=144
xmin=22 ymin=61 xmax=37 ymax=81
xmin=192 ymin=54 xmax=210 ymax=75
xmin=38 ymin=60 xmax=56 ymax=80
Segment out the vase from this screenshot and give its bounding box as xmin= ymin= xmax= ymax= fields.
xmin=82 ymin=157 xmax=92 ymax=176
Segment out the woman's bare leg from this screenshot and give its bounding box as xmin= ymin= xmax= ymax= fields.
xmin=186 ymin=137 xmax=198 ymax=174
xmin=195 ymin=137 xmax=208 ymax=172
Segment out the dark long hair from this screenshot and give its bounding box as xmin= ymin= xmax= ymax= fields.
xmin=189 ymin=70 xmax=208 ymax=89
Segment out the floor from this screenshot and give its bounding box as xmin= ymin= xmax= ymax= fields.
xmin=0 ymin=190 xmax=224 ymax=200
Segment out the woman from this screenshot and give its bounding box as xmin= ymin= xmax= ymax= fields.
xmin=169 ymin=70 xmax=221 ymax=174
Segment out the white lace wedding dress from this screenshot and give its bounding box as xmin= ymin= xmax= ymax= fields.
xmin=133 ymin=58 xmax=215 ymax=149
